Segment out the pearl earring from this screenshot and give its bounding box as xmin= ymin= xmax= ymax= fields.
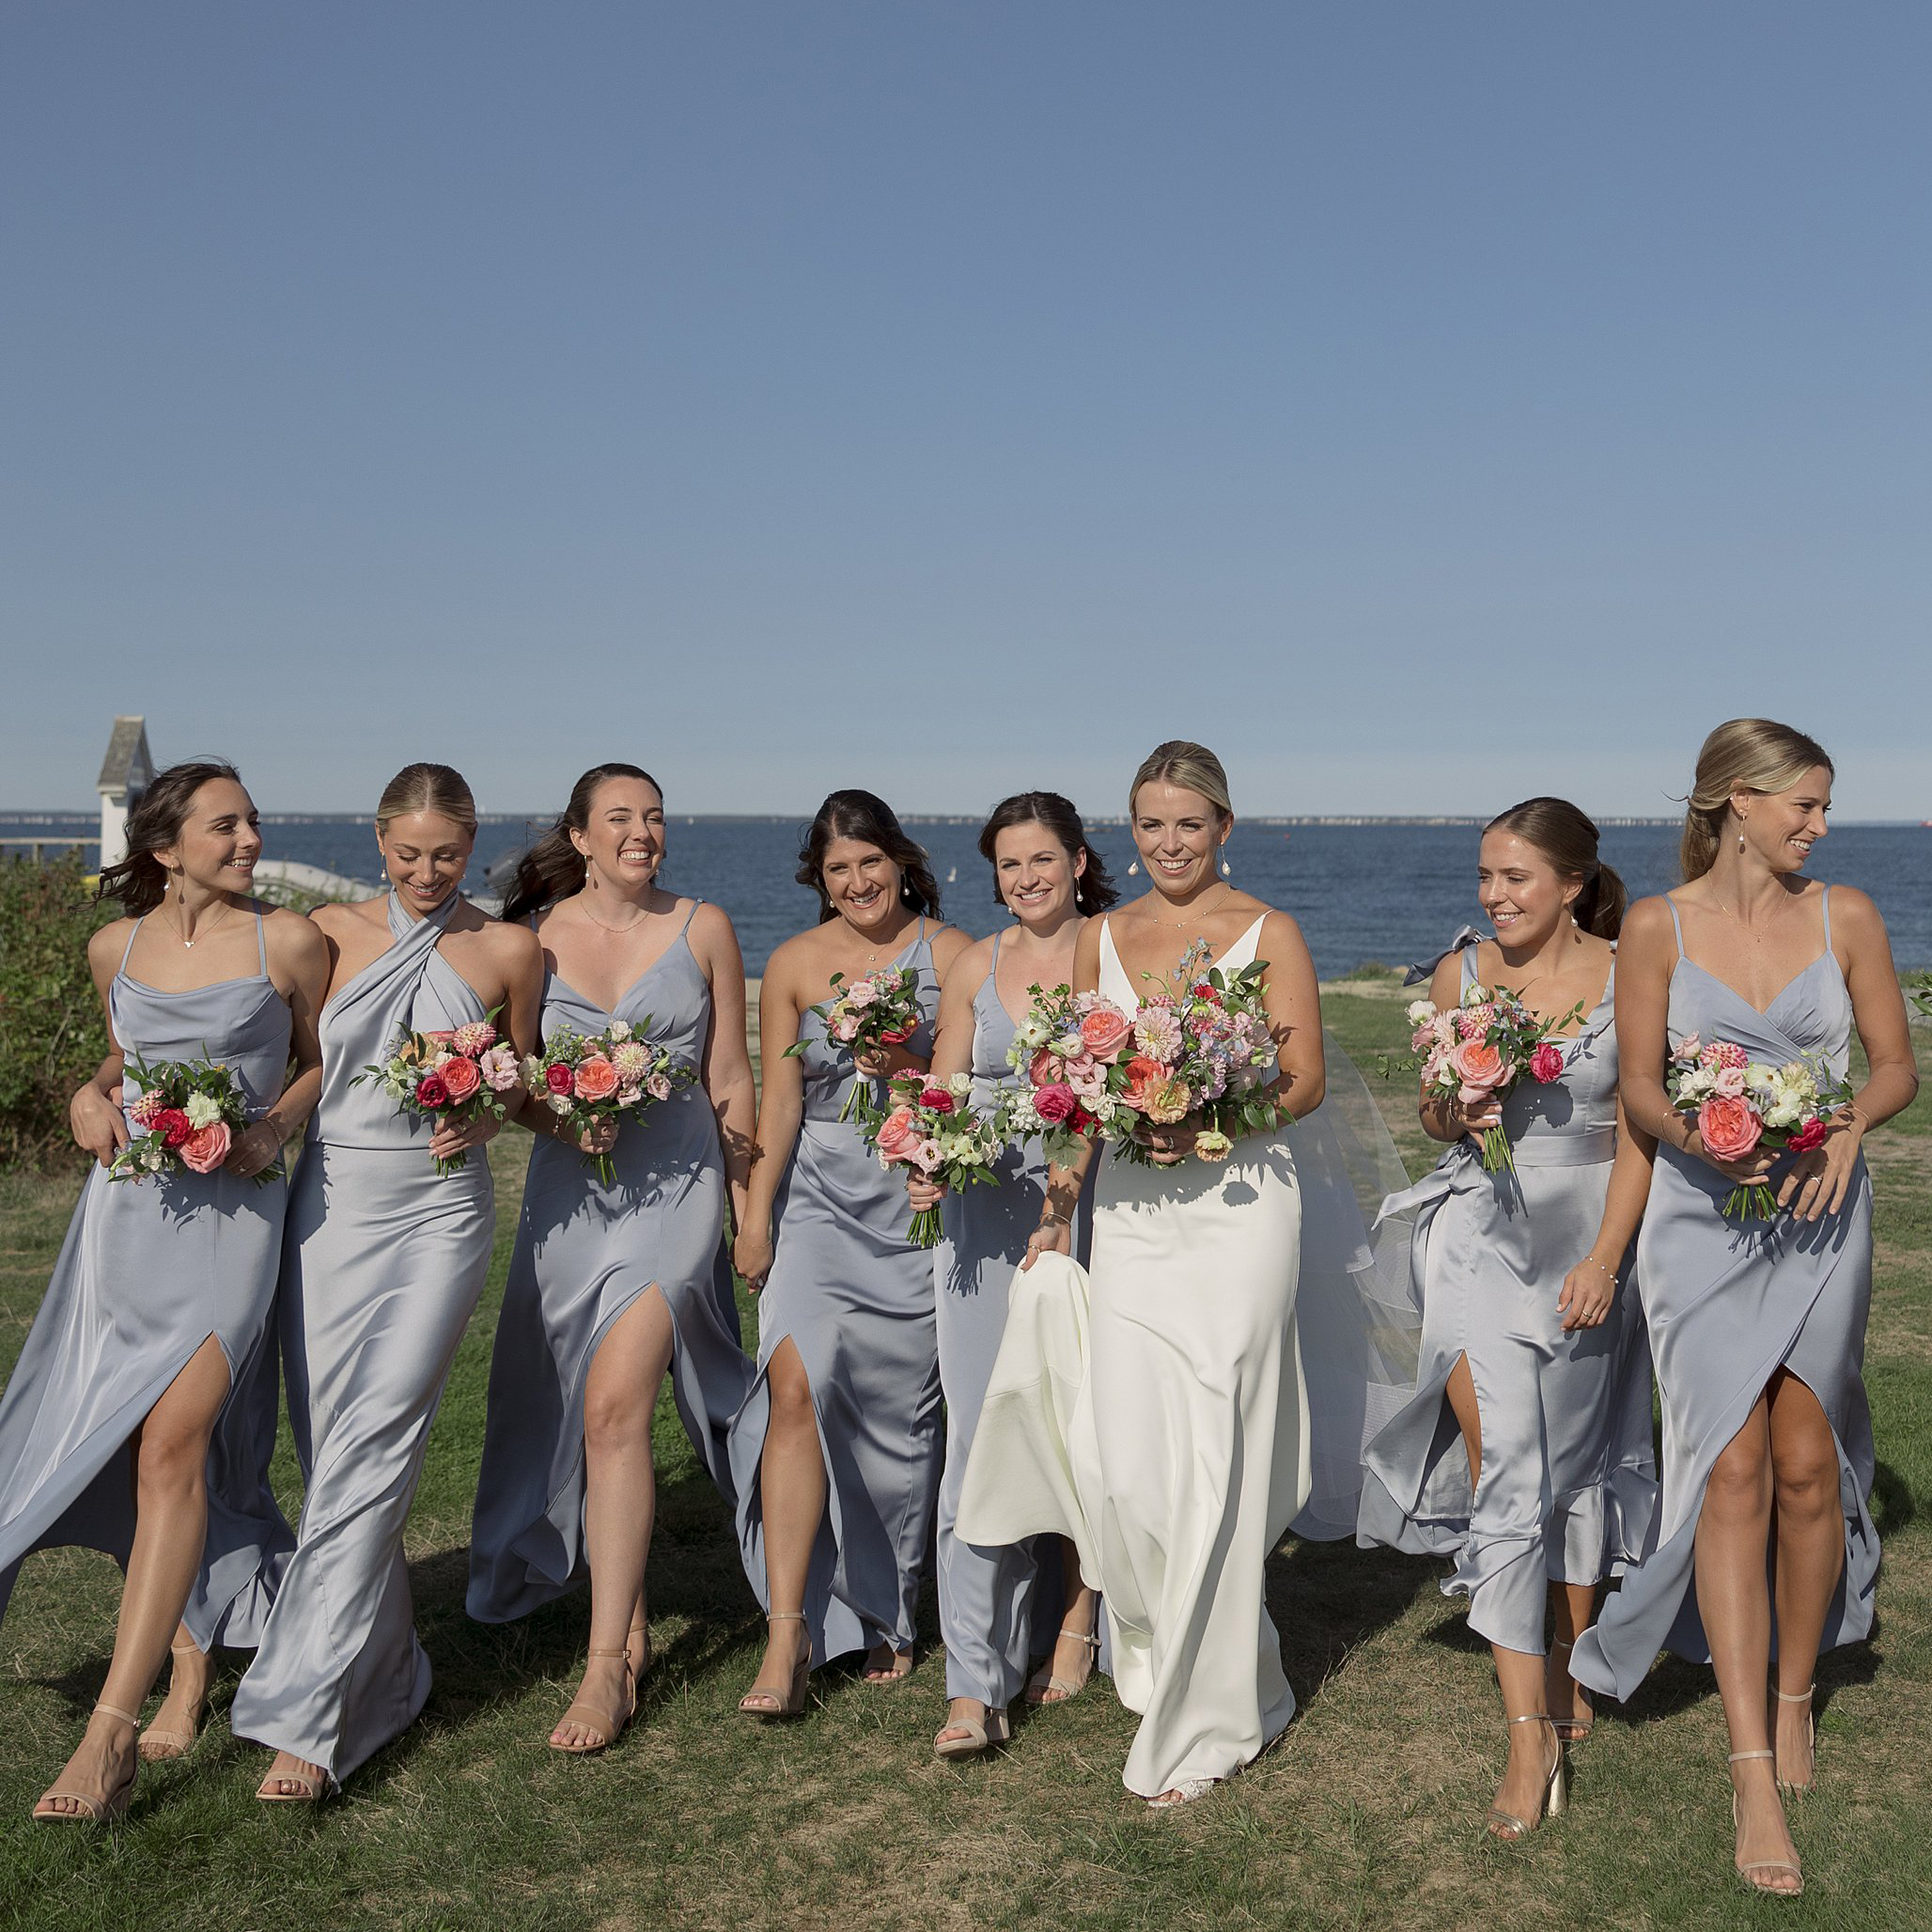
xmin=1128 ymin=861 xmax=1139 ymax=876
xmin=1737 ymin=834 xmax=1745 ymax=852
xmin=1221 ymin=859 xmax=1232 ymax=877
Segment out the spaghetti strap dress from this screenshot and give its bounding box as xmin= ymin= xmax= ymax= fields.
xmin=0 ymin=913 xmax=294 ymax=1647
xmin=1571 ymin=887 xmax=1877 ymax=1698
xmin=729 ymin=922 xmax=943 ymax=1667
xmin=231 ymin=892 xmax=495 ymax=1784
xmin=1357 ymin=937 xmax=1659 ymax=1651
xmin=468 ymin=900 xmax=751 ymax=1621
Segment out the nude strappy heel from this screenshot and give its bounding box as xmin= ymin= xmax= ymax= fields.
xmin=932 ymin=1703 xmax=1011 ymax=1760
xmin=1026 ymin=1625 xmax=1101 ymax=1706
xmin=738 ymin=1612 xmax=811 ymax=1721
xmin=551 ymin=1646 xmax=637 ymax=1754
xmin=1729 ymin=1749 xmax=1803 ymax=1895
xmin=1486 ymin=1714 xmax=1566 ymax=1840
xmin=1774 ymin=1684 xmax=1816 ymax=1796
xmin=1548 ymin=1637 xmax=1593 ymax=1742
xmin=137 ymin=1637 xmax=210 ymax=1762
xmin=32 ymin=1702 xmax=140 ymax=1824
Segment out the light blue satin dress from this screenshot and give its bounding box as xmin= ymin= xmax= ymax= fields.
xmin=231 ymin=893 xmax=494 ymax=1784
xmin=731 ymin=923 xmax=943 ymax=1666
xmin=467 ymin=902 xmax=750 ymax=1622
xmin=1573 ymin=888 xmax=1877 ymax=1698
xmin=1357 ymin=939 xmax=1658 ymax=1652
xmin=0 ymin=913 xmax=294 ymax=1647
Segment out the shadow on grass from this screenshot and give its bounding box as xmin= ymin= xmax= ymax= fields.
xmin=1268 ymin=1539 xmax=1436 ymax=1705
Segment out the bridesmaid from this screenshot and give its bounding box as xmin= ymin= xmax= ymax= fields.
xmin=730 ymin=791 xmax=969 ymax=1713
xmin=467 ymin=763 xmax=756 ymax=1753
xmin=1570 ymin=721 xmax=1916 ymax=1896
xmin=907 ymin=793 xmax=1115 ymax=1758
xmin=1 ymin=762 xmax=326 ymax=1821
xmin=231 ymin=763 xmax=544 ymax=1800
xmin=959 ymin=741 xmax=1324 ymax=1806
xmin=1357 ymin=798 xmax=1659 ymax=1839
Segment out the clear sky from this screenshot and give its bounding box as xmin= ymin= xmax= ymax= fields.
xmin=4 ymin=3 xmax=1925 ymax=819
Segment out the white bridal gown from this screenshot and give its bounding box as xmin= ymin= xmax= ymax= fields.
xmin=958 ymin=914 xmax=1411 ymax=1798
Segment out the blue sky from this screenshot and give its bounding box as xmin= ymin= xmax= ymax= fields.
xmin=4 ymin=3 xmax=1925 ymax=818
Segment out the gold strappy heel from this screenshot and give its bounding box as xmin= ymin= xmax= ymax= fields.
xmin=1486 ymin=1714 xmax=1566 ymax=1840
xmin=32 ymin=1702 xmax=140 ymax=1823
xmin=1774 ymin=1684 xmax=1816 ymax=1795
xmin=551 ymin=1645 xmax=637 ymax=1754
xmin=138 ymin=1637 xmax=210 ymax=1762
xmin=1548 ymin=1637 xmax=1594 ymax=1742
xmin=738 ymin=1612 xmax=811 ymax=1720
xmin=1729 ymin=1749 xmax=1802 ymax=1895
xmin=1026 ymin=1625 xmax=1101 ymax=1706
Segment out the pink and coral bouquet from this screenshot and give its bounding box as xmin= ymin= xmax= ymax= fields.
xmin=1404 ymin=978 xmax=1580 ymax=1174
xmin=113 ymin=1051 xmax=276 ymax=1186
xmin=991 ymin=980 xmax=1123 ymax=1161
xmin=786 ymin=965 xmax=923 ymax=1124
xmin=355 ymin=1007 xmax=519 ymax=1176
xmin=869 ymin=1068 xmax=1003 ymax=1246
xmin=519 ymin=1017 xmax=693 ymax=1187
xmin=1663 ymin=1034 xmax=1851 ymax=1221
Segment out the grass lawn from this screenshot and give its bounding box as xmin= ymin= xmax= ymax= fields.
xmin=2 ymin=983 xmax=1927 ymax=1931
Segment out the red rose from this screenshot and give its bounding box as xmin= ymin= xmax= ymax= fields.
xmin=1530 ymin=1043 xmax=1565 ymax=1084
xmin=1191 ymin=982 xmax=1223 ymax=1005
xmin=1784 ymin=1117 xmax=1828 ymax=1155
xmin=880 ymin=1023 xmax=917 ymax=1046
xmin=1067 ymin=1104 xmax=1095 ymax=1134
xmin=156 ymin=1108 xmax=193 ymax=1147
xmin=439 ymin=1056 xmax=482 ymax=1104
xmin=919 ymin=1086 xmax=956 ymax=1114
xmin=545 ymin=1063 xmax=576 ymax=1097
xmin=415 ymin=1071 xmax=451 ymax=1109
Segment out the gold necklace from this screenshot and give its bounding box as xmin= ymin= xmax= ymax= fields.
xmin=161 ymin=896 xmax=235 ymax=951
xmin=577 ymin=892 xmax=657 ymax=936
xmin=1146 ymin=883 xmax=1233 ymax=928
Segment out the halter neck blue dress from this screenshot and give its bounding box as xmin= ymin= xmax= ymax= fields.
xmin=729 ymin=922 xmax=943 ymax=1667
xmin=0 ymin=912 xmax=294 ymax=1646
xmin=1358 ymin=937 xmax=1658 ymax=1651
xmin=468 ymin=900 xmax=750 ymax=1621
xmin=232 ymin=892 xmax=495 ymax=1784
xmin=1572 ymin=888 xmax=1877 ymax=1698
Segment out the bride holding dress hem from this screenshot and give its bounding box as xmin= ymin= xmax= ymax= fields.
xmin=957 ymin=740 xmax=1409 ymax=1807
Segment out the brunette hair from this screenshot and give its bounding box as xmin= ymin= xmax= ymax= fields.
xmin=1678 ymin=719 xmax=1833 ymax=881
xmin=977 ymin=792 xmax=1119 ymax=913
xmin=96 ymin=759 xmax=246 ymax=916
xmin=502 ymin=762 xmax=663 ymax=923
xmin=1129 ymin=740 xmax=1233 ymax=822
xmin=375 ymin=762 xmax=477 ymax=836
xmin=1485 ymin=797 xmax=1627 ymax=940
xmin=795 ymin=789 xmax=943 ymax=924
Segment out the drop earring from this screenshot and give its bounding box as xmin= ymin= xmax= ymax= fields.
xmin=1221 ymin=859 xmax=1232 ymax=878
xmin=1128 ymin=861 xmax=1139 ymax=877
xmin=1737 ymin=834 xmax=1746 ymax=852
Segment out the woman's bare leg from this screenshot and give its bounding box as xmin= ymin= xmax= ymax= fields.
xmin=1765 ymin=1369 xmax=1844 ymax=1791
xmin=741 ymin=1337 xmax=822 ymax=1707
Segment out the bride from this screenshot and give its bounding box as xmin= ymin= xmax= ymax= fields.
xmin=957 ymin=740 xmax=1327 ymax=1806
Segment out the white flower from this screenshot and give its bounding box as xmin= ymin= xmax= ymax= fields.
xmin=1406 ymin=1000 xmax=1435 ymax=1027
xmin=184 ymin=1092 xmax=223 ymax=1129
xmin=1463 ymin=982 xmax=1490 ymax=1005
xmin=608 ymin=1020 xmax=632 ymax=1041
xmin=947 ymin=1072 xmax=974 ymax=1098
xmin=548 ymin=1094 xmax=572 ymax=1114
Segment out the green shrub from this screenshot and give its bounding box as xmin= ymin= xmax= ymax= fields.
xmin=0 ymin=856 xmax=115 ymax=1170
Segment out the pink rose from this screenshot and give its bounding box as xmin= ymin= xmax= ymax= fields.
xmin=1078 ymin=1005 xmax=1133 ymax=1064
xmin=1697 ymin=1096 xmax=1763 ymax=1162
xmin=451 ymin=1021 xmax=497 ymax=1056
xmin=832 ymin=1014 xmax=863 ymax=1044
xmin=1029 ymin=1046 xmax=1060 ymax=1088
xmin=1675 ymin=1033 xmax=1702 ymax=1064
xmin=1530 ymin=1043 xmax=1564 ymax=1084
xmin=179 ymin=1122 xmax=231 ymax=1174
xmin=545 ymin=1063 xmax=575 ymax=1098
xmin=646 ymin=1071 xmax=672 ymax=1101
xmin=414 ymin=1071 xmax=450 ymax=1109
xmin=574 ymin=1056 xmax=619 ymax=1102
xmin=1712 ymin=1065 xmax=1746 ymax=1099
xmin=874 ymin=1104 xmax=921 ymax=1161
xmin=439 ymin=1056 xmax=482 ymax=1104
xmin=1448 ymin=1040 xmax=1508 ymax=1098
xmin=1784 ymin=1116 xmax=1828 ymax=1154
xmin=1033 ymin=1083 xmax=1078 ymax=1125
xmin=845 ymin=979 xmax=878 ymax=1008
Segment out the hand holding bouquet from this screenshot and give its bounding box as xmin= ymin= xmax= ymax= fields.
xmin=869 ymin=1069 xmax=1003 ymax=1246
xmin=1406 ymin=980 xmax=1580 ymax=1173
xmin=1664 ymin=1034 xmax=1852 ymax=1221
xmin=993 ymin=981 xmax=1129 ymax=1161
xmin=356 ymin=1011 xmax=520 ymax=1176
xmin=113 ymin=1052 xmax=276 ymax=1186
xmin=521 ymin=1019 xmax=693 ymax=1186
xmin=787 ymin=966 xmax=922 ymax=1123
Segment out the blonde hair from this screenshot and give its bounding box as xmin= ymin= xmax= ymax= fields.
xmin=375 ymin=762 xmax=478 ymax=836
xmin=1680 ymin=719 xmax=1831 ymax=880
xmin=1129 ymin=740 xmax=1233 ymax=823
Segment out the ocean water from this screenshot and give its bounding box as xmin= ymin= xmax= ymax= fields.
xmin=6 ymin=814 xmax=1929 ymax=977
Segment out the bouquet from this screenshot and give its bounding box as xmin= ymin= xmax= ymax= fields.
xmin=786 ymin=966 xmax=922 ymax=1123
xmin=520 ymin=1019 xmax=692 ymax=1186
xmin=1664 ymin=1034 xmax=1851 ymax=1221
xmin=999 ymin=942 xmax=1285 ymax=1169
xmin=869 ymin=1069 xmax=1004 ymax=1246
xmin=1405 ymin=979 xmax=1581 ymax=1173
xmin=113 ymin=1052 xmax=275 ymax=1185
xmin=355 ymin=1010 xmax=521 ymax=1176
